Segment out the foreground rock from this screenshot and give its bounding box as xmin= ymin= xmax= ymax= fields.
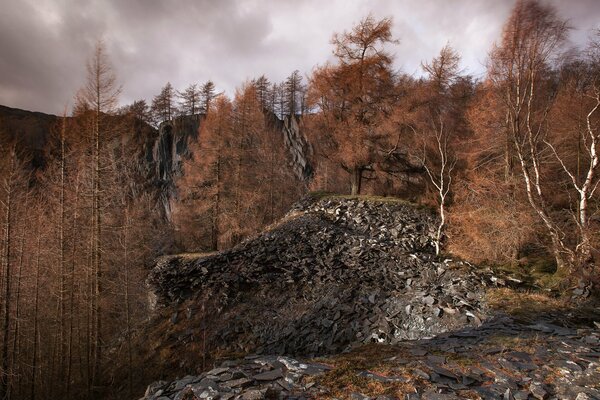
xmin=142 ymin=356 xmax=331 ymax=400
xmin=147 ymin=196 xmax=510 ymax=358
xmin=142 ymin=310 xmax=600 ymax=399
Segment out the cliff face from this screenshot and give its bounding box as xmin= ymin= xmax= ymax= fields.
xmin=0 ymin=105 xmax=313 ymax=218
xmin=153 ymin=115 xmax=203 ymax=183
xmin=280 ymin=114 xmax=313 ymax=181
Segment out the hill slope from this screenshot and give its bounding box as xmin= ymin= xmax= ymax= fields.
xmin=145 ymin=196 xmax=502 ymax=365
xmin=132 ymin=195 xmax=600 ymax=400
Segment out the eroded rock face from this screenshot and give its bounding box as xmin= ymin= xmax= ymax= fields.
xmin=281 ymin=114 xmax=312 ymax=181
xmin=147 ymin=196 xmax=505 ymax=357
xmin=150 ymin=113 xmax=312 ymax=218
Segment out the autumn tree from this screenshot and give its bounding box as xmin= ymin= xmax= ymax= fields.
xmin=75 ymin=39 xmax=122 ymax=393
xmin=307 ymin=15 xmax=398 ymax=195
xmin=201 ymin=80 xmax=217 ymax=114
xmin=151 ymin=82 xmax=178 ymax=124
xmin=284 ymin=70 xmax=304 ymax=116
xmin=487 ymin=0 xmax=575 ymax=273
xmin=172 ymin=95 xmax=234 ymax=250
xmin=544 ymin=36 xmax=600 ymax=269
xmin=413 ymin=45 xmax=466 ymax=255
xmin=253 ymin=75 xmax=271 ymax=112
xmin=121 ymin=99 xmax=152 ymax=124
xmin=178 ymin=83 xmax=202 ymax=115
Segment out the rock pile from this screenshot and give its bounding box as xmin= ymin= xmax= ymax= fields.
xmin=142 ymin=356 xmax=331 ymax=400
xmin=147 ymin=196 xmax=510 ymax=357
xmin=142 ymin=312 xmax=600 ymax=399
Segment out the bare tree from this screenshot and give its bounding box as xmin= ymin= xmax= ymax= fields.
xmin=151 ymin=82 xmax=177 ymax=123
xmin=488 ymin=0 xmax=572 ymax=272
xmin=77 ymin=39 xmax=121 ymax=392
xmin=178 ymin=83 xmax=202 ymax=115
xmin=415 ymin=45 xmax=463 ymax=255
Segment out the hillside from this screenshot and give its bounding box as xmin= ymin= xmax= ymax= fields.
xmin=130 ymin=196 xmax=597 ymax=399
xmin=0 ymin=104 xmax=58 ymax=167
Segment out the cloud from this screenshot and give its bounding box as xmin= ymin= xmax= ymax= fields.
xmin=0 ymin=0 xmax=597 ymax=114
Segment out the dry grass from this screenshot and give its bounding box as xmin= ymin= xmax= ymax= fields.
xmin=310 ymin=345 xmax=419 ymax=399
xmin=485 ymin=287 xmax=567 ymax=316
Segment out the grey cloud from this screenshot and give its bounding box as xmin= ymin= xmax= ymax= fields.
xmin=0 ymin=0 xmax=598 ymax=114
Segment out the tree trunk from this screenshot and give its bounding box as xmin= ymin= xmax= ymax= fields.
xmin=66 ymin=174 xmax=80 ymax=399
xmin=435 ymin=200 xmax=446 ymax=256
xmin=351 ymin=167 xmax=363 ymax=195
xmin=212 ymin=154 xmax=221 ymax=251
xmin=31 ymin=230 xmax=42 ymax=400
xmin=10 ymin=192 xmax=28 ymax=400
xmin=0 ymin=150 xmax=16 ymax=400
xmin=122 ymin=208 xmax=133 ymax=398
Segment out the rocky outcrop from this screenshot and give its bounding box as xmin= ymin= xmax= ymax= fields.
xmin=147 ymin=196 xmax=509 ymax=359
xmin=281 ymin=114 xmax=312 ymax=181
xmin=141 ymin=195 xmax=600 ymax=399
xmin=153 ymin=115 xmax=203 ymax=183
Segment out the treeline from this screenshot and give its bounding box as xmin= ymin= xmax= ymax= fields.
xmin=171 ymin=83 xmax=304 ymax=251
xmin=0 ymin=45 xmax=171 ymax=399
xmin=127 ymin=69 xmax=307 ymax=128
xmin=171 ymin=0 xmax=600 ymax=276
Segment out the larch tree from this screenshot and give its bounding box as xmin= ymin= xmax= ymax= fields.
xmin=172 ymin=95 xmax=234 ymax=251
xmin=253 ymin=75 xmax=271 ymax=112
xmin=307 ymin=14 xmax=398 ymax=195
xmin=151 ymin=82 xmax=178 ymax=124
xmin=284 ymin=70 xmax=304 ymax=116
xmin=201 ymin=81 xmax=217 ymax=114
xmin=76 ymin=39 xmax=121 ymax=393
xmin=0 ymin=142 xmax=29 ymax=400
xmin=122 ymin=99 xmax=152 ymax=124
xmin=178 ymin=83 xmax=202 ymax=115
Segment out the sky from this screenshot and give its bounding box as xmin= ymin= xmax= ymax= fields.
xmin=0 ymin=0 xmax=599 ymax=115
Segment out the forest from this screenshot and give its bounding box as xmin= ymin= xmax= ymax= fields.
xmin=0 ymin=0 xmax=599 ymax=399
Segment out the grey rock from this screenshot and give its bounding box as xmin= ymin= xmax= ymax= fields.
xmin=223 ymin=378 xmax=252 ymax=388
xmin=252 ymin=368 xmax=283 ymax=381
xmin=530 ymin=382 xmax=549 ymax=400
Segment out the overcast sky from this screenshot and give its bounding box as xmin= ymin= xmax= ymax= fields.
xmin=1 ymin=0 xmax=599 ymax=115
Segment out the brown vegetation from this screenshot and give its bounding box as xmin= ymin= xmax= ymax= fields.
xmin=0 ymin=1 xmax=599 ymax=399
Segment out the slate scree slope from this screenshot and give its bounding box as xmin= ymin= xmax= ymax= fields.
xmin=147 ymin=196 xmax=501 ymax=357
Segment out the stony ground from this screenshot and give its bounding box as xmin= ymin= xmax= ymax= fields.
xmin=140 ymin=195 xmax=599 ymax=399
xmin=142 ymin=305 xmax=600 ymax=400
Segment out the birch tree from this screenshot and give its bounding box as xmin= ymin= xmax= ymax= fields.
xmin=488 ymin=0 xmax=572 ymax=272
